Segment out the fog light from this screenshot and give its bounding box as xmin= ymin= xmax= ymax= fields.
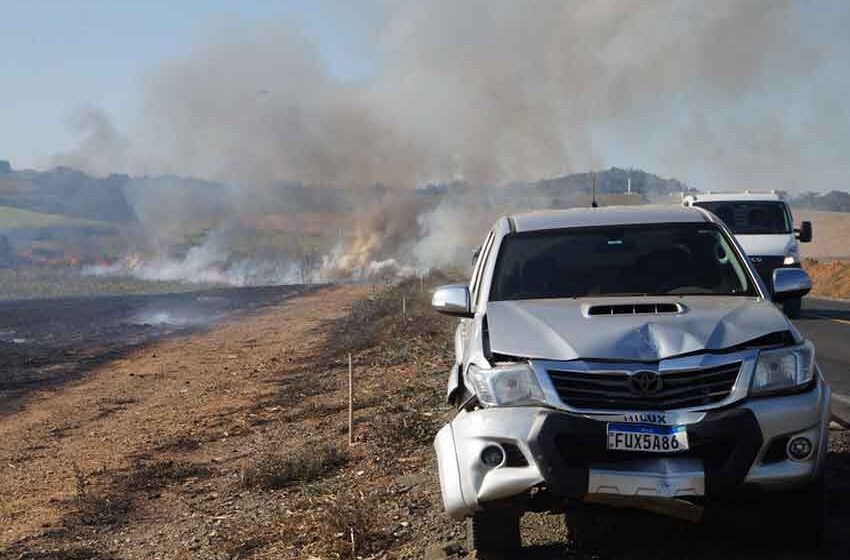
xmin=787 ymin=436 xmax=814 ymax=461
xmin=480 ymin=444 xmax=506 ymax=468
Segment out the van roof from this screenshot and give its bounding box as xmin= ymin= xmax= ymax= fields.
xmin=683 ymin=191 xmax=787 ymax=203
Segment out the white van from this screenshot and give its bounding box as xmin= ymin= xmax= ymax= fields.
xmin=683 ymin=192 xmax=812 ymax=318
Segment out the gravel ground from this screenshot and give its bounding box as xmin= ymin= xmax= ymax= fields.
xmin=2 ymin=278 xmax=848 ymax=559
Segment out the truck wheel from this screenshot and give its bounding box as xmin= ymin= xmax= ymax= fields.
xmin=760 ymin=476 xmax=826 ymax=552
xmin=783 ymin=297 xmax=802 ymax=319
xmin=564 ymin=504 xmax=611 ymax=551
xmin=467 ymin=510 xmax=522 ymax=559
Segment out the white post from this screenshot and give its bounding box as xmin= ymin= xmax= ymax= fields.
xmin=348 ymin=353 xmax=354 ymax=446
xmin=402 ymin=296 xmax=407 ymax=315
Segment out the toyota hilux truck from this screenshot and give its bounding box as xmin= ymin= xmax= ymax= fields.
xmin=431 ymin=206 xmax=829 ymax=557
xmin=682 ymin=192 xmax=812 ymax=319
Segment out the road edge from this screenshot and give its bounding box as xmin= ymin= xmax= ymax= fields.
xmin=832 ymin=393 xmax=850 ymax=428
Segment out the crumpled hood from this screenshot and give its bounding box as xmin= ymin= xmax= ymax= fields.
xmin=486 ymin=296 xmax=795 ymax=362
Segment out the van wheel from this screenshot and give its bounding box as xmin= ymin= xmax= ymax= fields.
xmin=467 ymin=510 xmax=522 ymax=559
xmin=783 ymin=297 xmax=802 ymax=319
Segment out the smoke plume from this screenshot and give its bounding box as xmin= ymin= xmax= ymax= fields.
xmin=61 ymin=0 xmax=850 ymax=282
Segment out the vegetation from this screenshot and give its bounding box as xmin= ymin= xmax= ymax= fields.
xmin=0 ymin=205 xmax=113 ymax=230
xmin=793 ymin=191 xmax=850 ymax=213
xmin=0 ymin=267 xmax=200 ymax=300
xmin=804 ymin=258 xmax=850 ymax=299
xmin=240 ymin=445 xmax=349 ymax=490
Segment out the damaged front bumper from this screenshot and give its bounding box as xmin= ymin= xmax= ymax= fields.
xmin=434 ymin=378 xmax=830 ymax=520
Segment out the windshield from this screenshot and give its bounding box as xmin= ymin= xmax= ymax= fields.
xmin=693 ymin=201 xmax=791 ymax=235
xmin=489 ymin=223 xmax=756 ymax=301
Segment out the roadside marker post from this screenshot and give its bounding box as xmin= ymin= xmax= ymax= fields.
xmin=348 ymin=353 xmax=354 ymax=446
xmin=402 ymin=296 xmax=407 ymax=315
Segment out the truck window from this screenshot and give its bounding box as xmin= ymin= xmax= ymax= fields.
xmin=489 ymin=223 xmax=756 ymax=301
xmin=693 ymin=201 xmax=791 ymax=235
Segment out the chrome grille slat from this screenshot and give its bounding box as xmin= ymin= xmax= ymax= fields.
xmin=547 ymin=362 xmax=742 ymax=411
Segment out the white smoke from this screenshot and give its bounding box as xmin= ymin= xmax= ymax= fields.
xmin=84 ymin=232 xmax=303 ymax=286
xmin=56 ymin=1 xmax=850 ymax=283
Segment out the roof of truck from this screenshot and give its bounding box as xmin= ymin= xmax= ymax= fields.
xmin=509 ymin=205 xmax=711 ymax=233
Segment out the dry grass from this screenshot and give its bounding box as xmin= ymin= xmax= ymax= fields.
xmin=794 ymin=209 xmax=850 ymax=262
xmin=239 ymin=445 xmax=349 ymax=490
xmin=804 ymin=258 xmax=850 ymax=299
xmin=0 ymin=266 xmax=198 ymax=300
xmin=319 ymin=499 xmax=392 ymax=559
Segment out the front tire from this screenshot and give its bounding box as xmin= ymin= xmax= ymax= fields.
xmin=783 ymin=297 xmax=803 ymax=319
xmin=467 ymin=510 xmax=522 ymax=559
xmin=564 ymin=503 xmax=613 ymax=552
xmin=753 ymin=476 xmax=826 ymax=552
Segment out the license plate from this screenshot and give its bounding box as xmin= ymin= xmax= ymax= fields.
xmin=606 ymin=423 xmax=689 ymax=452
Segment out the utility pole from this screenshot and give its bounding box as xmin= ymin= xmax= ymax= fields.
xmin=591 ymin=171 xmax=599 ymax=208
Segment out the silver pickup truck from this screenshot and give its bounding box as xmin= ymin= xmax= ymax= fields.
xmin=432 ymin=206 xmax=829 ymax=557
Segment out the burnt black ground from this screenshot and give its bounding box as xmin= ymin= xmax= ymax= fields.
xmin=0 ymin=285 xmax=314 ymax=414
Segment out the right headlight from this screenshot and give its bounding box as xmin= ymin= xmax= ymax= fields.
xmin=750 ymin=341 xmax=815 ymax=396
xmin=467 ymin=362 xmax=546 ymax=407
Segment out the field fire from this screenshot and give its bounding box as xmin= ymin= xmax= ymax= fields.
xmin=3 ymin=2 xmax=850 ymax=559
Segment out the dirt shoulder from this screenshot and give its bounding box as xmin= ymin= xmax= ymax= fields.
xmin=4 ymin=279 xmax=850 ymax=560
xmin=0 ymin=284 xmax=389 ymax=557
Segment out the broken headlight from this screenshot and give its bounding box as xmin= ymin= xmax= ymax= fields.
xmin=750 ymin=341 xmax=815 ymax=396
xmin=467 ymin=363 xmax=546 ymax=407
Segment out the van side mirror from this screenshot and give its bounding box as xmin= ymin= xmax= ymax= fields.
xmin=772 ymin=268 xmax=811 ymax=301
xmin=795 ymin=221 xmax=812 ymax=243
xmin=432 ymin=284 xmax=473 ymax=318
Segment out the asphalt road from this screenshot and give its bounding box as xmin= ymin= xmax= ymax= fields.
xmin=795 ymin=297 xmax=850 ymax=424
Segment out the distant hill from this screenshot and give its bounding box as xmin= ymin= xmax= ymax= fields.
xmin=523 ymin=167 xmax=690 ymax=199
xmin=417 ymin=167 xmax=691 ymax=204
xmin=0 ymin=167 xmax=135 ymax=223
xmin=0 ymin=205 xmax=114 ymax=231
xmin=0 ymin=165 xmax=228 ymax=224
xmin=792 ymin=191 xmax=850 ymax=212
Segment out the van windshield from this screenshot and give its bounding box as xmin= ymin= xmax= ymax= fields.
xmin=489 ymin=223 xmax=756 ymax=301
xmin=693 ymin=201 xmax=791 ymax=235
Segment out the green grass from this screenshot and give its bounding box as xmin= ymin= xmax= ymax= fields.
xmin=0 ymin=267 xmax=203 ymax=300
xmin=0 ymin=205 xmax=112 ymax=231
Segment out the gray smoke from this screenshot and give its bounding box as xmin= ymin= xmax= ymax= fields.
xmin=74 ymin=0 xmax=848 ymax=189
xmin=60 ymin=1 xmax=850 ymax=281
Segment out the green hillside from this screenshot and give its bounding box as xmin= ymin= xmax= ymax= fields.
xmin=0 ymin=205 xmax=113 ymax=231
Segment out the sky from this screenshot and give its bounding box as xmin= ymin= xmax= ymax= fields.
xmin=1 ymin=1 xmax=849 ymax=191
xmin=0 ymin=0 xmax=375 ymax=170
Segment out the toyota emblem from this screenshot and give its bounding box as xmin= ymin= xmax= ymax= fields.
xmin=629 ymin=370 xmax=663 ymax=396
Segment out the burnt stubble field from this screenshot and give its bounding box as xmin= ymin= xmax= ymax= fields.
xmin=0 ymin=285 xmax=313 ymax=414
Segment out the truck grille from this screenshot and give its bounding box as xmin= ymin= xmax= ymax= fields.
xmin=547 ymin=362 xmax=742 ymax=411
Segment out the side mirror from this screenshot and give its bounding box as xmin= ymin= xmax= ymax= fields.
xmin=432 ymin=284 xmax=473 ymax=317
xmin=772 ymin=268 xmax=811 ymax=301
xmin=795 ymin=221 xmax=812 ymax=243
